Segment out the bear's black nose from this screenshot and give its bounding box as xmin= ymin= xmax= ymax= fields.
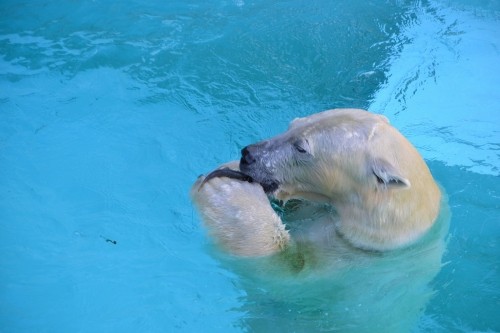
xmin=240 ymin=146 xmax=255 ymax=166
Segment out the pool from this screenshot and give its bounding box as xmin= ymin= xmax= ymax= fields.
xmin=0 ymin=0 xmax=498 ymax=332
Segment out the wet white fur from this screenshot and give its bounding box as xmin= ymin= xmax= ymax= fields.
xmin=191 ymin=109 xmax=441 ymax=255
xmin=191 ymin=162 xmax=290 ymax=256
xmin=190 ymin=109 xmax=447 ymax=332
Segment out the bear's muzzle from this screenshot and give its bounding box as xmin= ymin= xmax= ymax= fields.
xmin=240 ymin=144 xmax=280 ymax=193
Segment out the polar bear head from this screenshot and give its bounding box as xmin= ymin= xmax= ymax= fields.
xmin=240 ymin=109 xmax=413 ymax=200
xmin=240 ymin=109 xmax=441 ymax=250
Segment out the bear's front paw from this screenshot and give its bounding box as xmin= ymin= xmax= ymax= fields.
xmin=191 ymin=165 xmax=290 ymax=257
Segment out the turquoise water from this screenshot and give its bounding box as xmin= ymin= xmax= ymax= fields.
xmin=1 ymin=0 xmax=499 ymax=332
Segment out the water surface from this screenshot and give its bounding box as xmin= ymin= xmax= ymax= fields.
xmin=0 ymin=0 xmax=499 ymax=332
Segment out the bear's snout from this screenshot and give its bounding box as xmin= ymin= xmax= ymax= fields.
xmin=240 ymin=146 xmax=256 ymax=166
xmin=241 ymin=141 xmax=273 ymax=166
xmin=240 ymin=144 xmax=280 ymax=194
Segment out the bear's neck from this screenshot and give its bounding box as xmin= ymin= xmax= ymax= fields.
xmin=333 ymin=183 xmax=441 ymax=251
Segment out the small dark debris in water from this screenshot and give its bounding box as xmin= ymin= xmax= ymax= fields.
xmin=100 ymin=235 xmax=117 ymax=245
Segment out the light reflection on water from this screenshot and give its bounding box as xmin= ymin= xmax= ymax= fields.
xmin=371 ymin=1 xmax=500 ymax=176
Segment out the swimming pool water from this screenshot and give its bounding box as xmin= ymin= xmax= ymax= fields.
xmin=0 ymin=0 xmax=498 ymax=332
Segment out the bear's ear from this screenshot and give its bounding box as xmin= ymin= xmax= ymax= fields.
xmin=371 ymin=158 xmax=411 ymax=189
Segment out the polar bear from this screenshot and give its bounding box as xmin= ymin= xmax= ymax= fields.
xmin=191 ymin=108 xmax=441 ymax=256
xmin=191 ymin=109 xmax=448 ymax=332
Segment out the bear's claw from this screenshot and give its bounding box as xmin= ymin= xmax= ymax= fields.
xmin=198 ymin=168 xmax=254 ymax=191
